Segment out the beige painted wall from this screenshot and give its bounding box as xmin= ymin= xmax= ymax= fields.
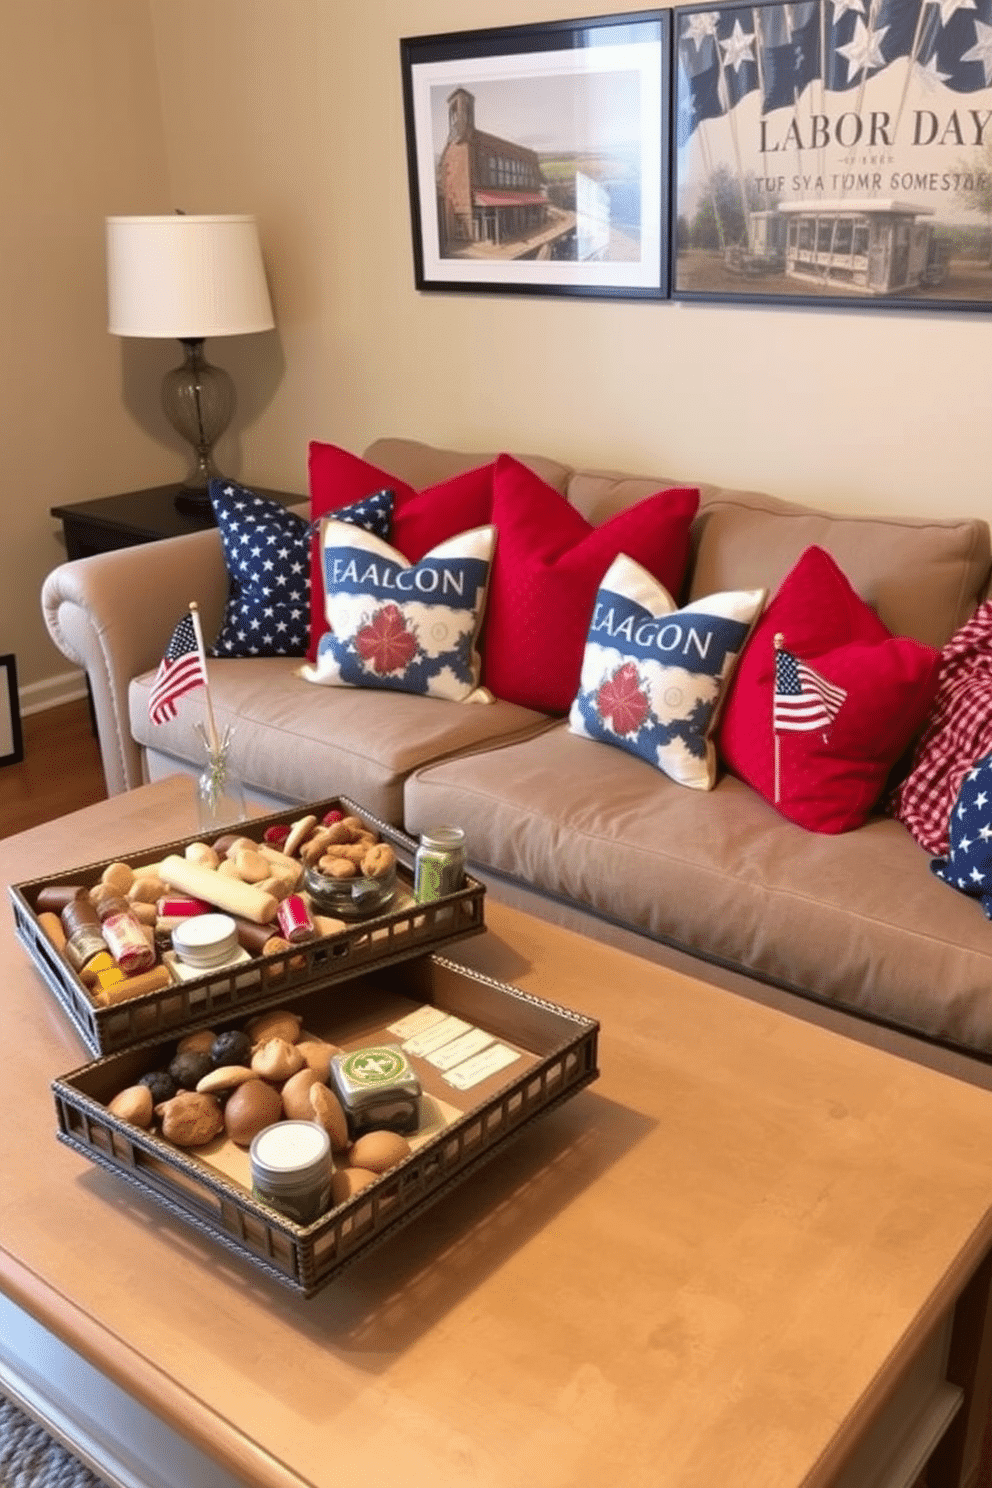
xmin=0 ymin=0 xmax=176 ymax=698
xmin=7 ymin=0 xmax=991 ymax=706
xmin=151 ymin=0 xmax=991 ymax=533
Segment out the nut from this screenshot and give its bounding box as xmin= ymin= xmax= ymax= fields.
xmin=252 ymin=1037 xmax=306 ymax=1082
xmin=361 ymin=844 xmax=395 ymax=880
xmin=108 ymin=1084 xmax=154 ymax=1127
xmin=281 ymin=1067 xmax=322 ymax=1120
xmin=296 ymin=1039 xmax=341 ymax=1075
xmin=257 ymin=875 xmax=291 ymax=901
xmin=246 ymin=1008 xmax=302 ymax=1044
xmin=310 ymin=1084 xmax=350 ymax=1150
xmin=223 ymin=836 xmax=257 ymax=859
xmin=321 ymin=843 xmax=367 ymax=865
xmin=196 ymin=1064 xmax=255 ymax=1094
xmin=234 ymin=848 xmax=269 ymax=884
xmin=128 ymin=900 xmax=158 ymax=925
xmin=322 ymin=820 xmax=358 ymax=845
xmin=128 ymin=875 xmax=168 ymax=904
xmin=330 ymin=1168 xmax=376 ymax=1204
xmin=101 ymin=861 xmax=135 ymax=894
xmin=177 ymin=1028 xmax=217 ymax=1055
xmin=284 ymin=814 xmax=318 ymax=857
xmin=299 ymin=829 xmax=334 ymax=865
xmin=185 ymin=842 xmax=219 ymax=869
xmin=155 ymin=1091 xmax=224 ymax=1147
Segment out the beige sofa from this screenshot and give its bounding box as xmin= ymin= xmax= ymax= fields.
xmin=43 ymin=439 xmax=992 ymax=1062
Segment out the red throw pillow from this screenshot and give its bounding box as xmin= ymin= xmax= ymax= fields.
xmin=481 ymin=454 xmax=700 ymax=714
xmin=306 ymin=442 xmax=496 ymax=659
xmin=717 ymin=546 xmax=941 ymax=833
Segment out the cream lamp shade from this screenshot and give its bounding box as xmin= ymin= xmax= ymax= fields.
xmin=105 ymin=214 xmax=275 ymax=515
xmin=106 ymin=214 xmax=274 ymax=338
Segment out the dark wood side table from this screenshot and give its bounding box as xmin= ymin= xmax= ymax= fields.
xmin=51 ymin=483 xmax=302 ymax=560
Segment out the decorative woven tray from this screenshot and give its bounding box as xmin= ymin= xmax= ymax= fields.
xmin=52 ymin=954 xmax=599 ymax=1297
xmin=11 ymin=796 xmax=484 ymax=1056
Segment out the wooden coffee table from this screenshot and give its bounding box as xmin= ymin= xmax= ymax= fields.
xmin=3 ymin=776 xmax=992 ymax=1488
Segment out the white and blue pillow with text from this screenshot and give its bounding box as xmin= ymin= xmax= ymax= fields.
xmin=568 ymin=554 xmax=766 ymax=789
xmin=300 ymin=520 xmax=496 ymax=702
xmin=209 ymin=480 xmax=393 ymax=659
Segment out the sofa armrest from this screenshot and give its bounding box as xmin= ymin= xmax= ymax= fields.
xmin=42 ymin=528 xmax=230 ymax=796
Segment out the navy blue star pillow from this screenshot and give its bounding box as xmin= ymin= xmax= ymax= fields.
xmin=208 ymin=480 xmax=393 ymax=658
xmin=931 ymin=752 xmax=992 ymax=918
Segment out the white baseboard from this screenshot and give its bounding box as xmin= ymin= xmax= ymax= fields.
xmin=19 ymin=669 xmax=88 ymax=717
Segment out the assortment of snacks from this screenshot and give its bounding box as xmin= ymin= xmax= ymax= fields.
xmin=30 ymin=809 xmax=399 ymax=1009
xmin=103 ymin=1006 xmax=415 ymax=1224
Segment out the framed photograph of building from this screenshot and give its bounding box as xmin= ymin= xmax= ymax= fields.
xmin=401 ymin=12 xmax=670 ymax=299
xmin=0 ymin=654 xmax=23 ymax=767
xmin=672 ymin=0 xmax=992 ymax=310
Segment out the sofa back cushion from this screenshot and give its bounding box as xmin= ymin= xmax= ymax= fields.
xmin=688 ymin=489 xmax=990 ymax=650
xmin=364 ymin=442 xmax=991 ymax=652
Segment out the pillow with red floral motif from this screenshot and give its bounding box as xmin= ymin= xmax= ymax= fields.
xmin=299 ymin=519 xmax=495 ymax=702
xmin=306 ymin=441 xmax=496 ymax=661
xmin=568 ymin=554 xmax=765 ymax=789
xmin=481 ymin=455 xmax=700 ymax=714
xmin=717 ymin=546 xmax=941 ymax=834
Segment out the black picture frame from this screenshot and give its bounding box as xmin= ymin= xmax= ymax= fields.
xmin=401 ymin=11 xmax=670 ymax=299
xmin=672 ymin=0 xmax=992 ymax=311
xmin=0 ymin=654 xmax=23 ymax=767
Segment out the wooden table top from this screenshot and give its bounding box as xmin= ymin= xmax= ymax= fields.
xmin=4 ymin=777 xmax=992 ymax=1488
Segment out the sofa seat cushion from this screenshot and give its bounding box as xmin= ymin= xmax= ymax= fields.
xmin=404 ymin=725 xmax=992 ymax=1055
xmin=130 ymin=658 xmax=553 ymax=823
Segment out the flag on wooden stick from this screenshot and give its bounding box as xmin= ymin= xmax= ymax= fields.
xmin=148 ymin=607 xmax=207 ymax=724
xmin=772 ymin=632 xmax=847 ymax=803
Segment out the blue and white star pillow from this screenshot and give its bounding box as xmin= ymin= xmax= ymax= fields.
xmin=931 ymin=752 xmax=992 ymax=918
xmin=299 ymin=520 xmax=496 ymax=702
xmin=568 ymin=553 xmax=765 ymax=790
xmin=208 ymin=480 xmax=393 ymax=658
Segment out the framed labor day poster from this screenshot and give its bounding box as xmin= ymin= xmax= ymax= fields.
xmin=672 ymin=0 xmax=992 ymax=310
xmin=401 ymin=11 xmax=670 ymax=299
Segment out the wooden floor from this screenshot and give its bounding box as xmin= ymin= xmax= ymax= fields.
xmin=0 ymin=699 xmax=107 ymax=839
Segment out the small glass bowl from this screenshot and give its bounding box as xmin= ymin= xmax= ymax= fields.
xmin=303 ymin=860 xmax=397 ymax=920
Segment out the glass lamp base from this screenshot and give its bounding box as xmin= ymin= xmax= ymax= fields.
xmin=162 ymin=337 xmax=235 ymax=512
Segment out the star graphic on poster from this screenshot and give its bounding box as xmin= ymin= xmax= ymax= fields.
xmin=926 ymin=0 xmax=976 ymax=26
xmin=830 ymin=0 xmax=866 ymax=20
xmin=683 ymin=10 xmax=719 ymax=49
xmin=719 ymin=17 xmax=756 ymax=72
xmin=961 ymin=19 xmax=992 ymax=83
xmin=914 ymin=52 xmax=951 ymax=86
xmin=836 ymin=17 xmax=889 ymax=80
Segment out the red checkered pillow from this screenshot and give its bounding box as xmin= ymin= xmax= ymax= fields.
xmin=888 ymin=600 xmax=992 ymax=856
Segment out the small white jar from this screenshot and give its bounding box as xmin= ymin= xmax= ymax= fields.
xmin=249 ymin=1121 xmax=332 ymax=1226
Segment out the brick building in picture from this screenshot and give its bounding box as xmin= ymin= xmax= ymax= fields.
xmin=437 ymin=87 xmax=549 ymax=252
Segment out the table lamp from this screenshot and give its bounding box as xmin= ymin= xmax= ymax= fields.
xmin=106 ymin=213 xmax=275 ymax=517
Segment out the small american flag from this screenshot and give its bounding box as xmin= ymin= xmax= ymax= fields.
xmin=773 ymin=647 xmax=847 ymax=734
xmin=148 ymin=613 xmax=206 ymax=724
